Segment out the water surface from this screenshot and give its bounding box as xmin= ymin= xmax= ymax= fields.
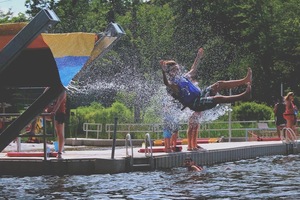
xmin=1 ymin=154 xmax=299 ymax=199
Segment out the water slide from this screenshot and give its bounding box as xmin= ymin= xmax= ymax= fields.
xmin=0 ymin=9 xmax=125 ymax=151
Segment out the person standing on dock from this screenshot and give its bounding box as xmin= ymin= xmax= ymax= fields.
xmin=162 ymin=98 xmax=181 ymax=152
xmin=273 ymin=96 xmax=286 ymax=138
xmin=162 ymin=116 xmax=173 ymax=153
xmin=45 ymin=89 xmax=67 ymax=159
xmin=283 ymin=92 xmax=298 ymax=137
xmin=162 ymin=103 xmax=174 ymax=153
xmin=171 ymin=122 xmax=180 ymax=152
xmin=187 ymin=112 xmax=202 ymax=151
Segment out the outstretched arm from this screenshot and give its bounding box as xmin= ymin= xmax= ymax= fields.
xmin=185 ymin=48 xmax=204 ymax=80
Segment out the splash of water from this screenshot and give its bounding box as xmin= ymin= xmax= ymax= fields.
xmin=198 ymin=104 xmax=231 ymax=124
xmin=66 ymin=64 xmax=230 ymax=124
xmin=149 ymin=86 xmax=230 ymax=125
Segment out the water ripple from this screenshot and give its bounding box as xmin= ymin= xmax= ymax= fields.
xmin=0 ymin=154 xmax=299 ymax=199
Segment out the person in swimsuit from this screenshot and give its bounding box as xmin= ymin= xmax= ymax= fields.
xmin=162 ymin=103 xmax=174 ymax=153
xmin=273 ymin=96 xmax=286 ymax=137
xmin=171 ymin=124 xmax=180 ymax=152
xmin=45 ymin=89 xmax=67 ymax=159
xmin=184 ymin=157 xmax=203 ymax=171
xmin=283 ymin=92 xmax=298 ymax=136
xmin=187 ymin=112 xmax=201 ymax=151
xmin=160 ymin=48 xmax=252 ymax=112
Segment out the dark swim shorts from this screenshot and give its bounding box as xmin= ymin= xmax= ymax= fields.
xmin=55 ymin=112 xmax=66 ymax=124
xmin=190 ymin=86 xmax=217 ymax=112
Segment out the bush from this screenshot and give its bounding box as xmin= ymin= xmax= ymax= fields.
xmin=69 ymin=101 xmax=134 ymax=137
xmin=233 ymin=102 xmax=273 ymax=121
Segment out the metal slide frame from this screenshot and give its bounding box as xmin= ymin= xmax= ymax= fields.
xmin=0 ymin=11 xmax=126 ymax=152
xmin=0 ymin=9 xmax=61 ymax=151
xmin=75 ymin=22 xmax=126 ymax=73
xmin=0 ymin=9 xmax=60 ymax=74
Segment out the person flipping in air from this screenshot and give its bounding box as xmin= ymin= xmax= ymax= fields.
xmin=160 ymin=48 xmax=252 ymax=112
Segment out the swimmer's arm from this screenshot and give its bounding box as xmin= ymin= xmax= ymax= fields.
xmin=191 ymin=165 xmax=202 ymax=171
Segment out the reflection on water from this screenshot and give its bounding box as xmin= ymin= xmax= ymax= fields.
xmin=1 ymin=154 xmax=299 ymax=199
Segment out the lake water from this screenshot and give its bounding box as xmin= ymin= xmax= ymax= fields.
xmin=0 ymin=154 xmax=299 ymax=199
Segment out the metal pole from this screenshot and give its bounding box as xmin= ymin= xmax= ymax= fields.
xmin=281 ymin=83 xmax=283 ymax=97
xmin=111 ymin=117 xmax=118 ymax=159
xmin=228 ymin=88 xmax=232 ymax=142
xmin=42 ymin=115 xmax=47 ymax=161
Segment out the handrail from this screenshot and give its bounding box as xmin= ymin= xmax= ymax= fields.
xmin=81 ymin=120 xmax=299 ymax=140
xmin=83 ymin=123 xmax=102 ymax=139
xmin=281 ymin=127 xmax=298 ymax=147
xmin=125 ymin=133 xmax=133 ymax=157
xmin=105 ymin=121 xmax=272 ymax=136
xmin=125 ymin=133 xmax=134 ymax=168
xmin=144 ymin=133 xmax=153 ymax=158
xmin=1 ymin=112 xmax=55 ymax=161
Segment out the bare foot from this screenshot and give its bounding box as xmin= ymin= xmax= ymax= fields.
xmin=245 ymin=68 xmax=252 ymax=85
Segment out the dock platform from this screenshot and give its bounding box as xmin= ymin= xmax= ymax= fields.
xmin=0 ymin=139 xmax=299 ymax=176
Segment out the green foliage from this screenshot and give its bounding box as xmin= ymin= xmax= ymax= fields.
xmin=24 ymin=0 xmax=56 ymax=17
xmin=2 ymin=0 xmax=300 ymax=124
xmin=0 ymin=9 xmax=28 ymax=23
xmin=107 ymin=101 xmax=133 ymax=123
xmin=70 ymin=101 xmax=133 ymax=135
xmin=233 ymin=102 xmax=273 ymax=121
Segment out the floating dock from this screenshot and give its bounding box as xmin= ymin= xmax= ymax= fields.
xmin=0 ymin=139 xmax=299 ymax=176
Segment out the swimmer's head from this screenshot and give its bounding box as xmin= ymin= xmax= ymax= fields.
xmin=184 ymin=157 xmax=193 ymax=166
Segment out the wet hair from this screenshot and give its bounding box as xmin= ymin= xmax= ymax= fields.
xmin=184 ymin=157 xmax=193 ymax=162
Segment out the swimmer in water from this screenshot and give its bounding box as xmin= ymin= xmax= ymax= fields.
xmin=184 ymin=157 xmax=203 ymax=172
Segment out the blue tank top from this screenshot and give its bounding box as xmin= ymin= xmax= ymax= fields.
xmin=172 ymin=76 xmax=201 ymax=106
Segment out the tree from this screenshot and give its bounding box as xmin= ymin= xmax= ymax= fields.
xmin=169 ymin=0 xmax=300 ymax=105
xmin=0 ymin=9 xmax=28 ymax=23
xmin=25 ymin=0 xmax=56 ymax=18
